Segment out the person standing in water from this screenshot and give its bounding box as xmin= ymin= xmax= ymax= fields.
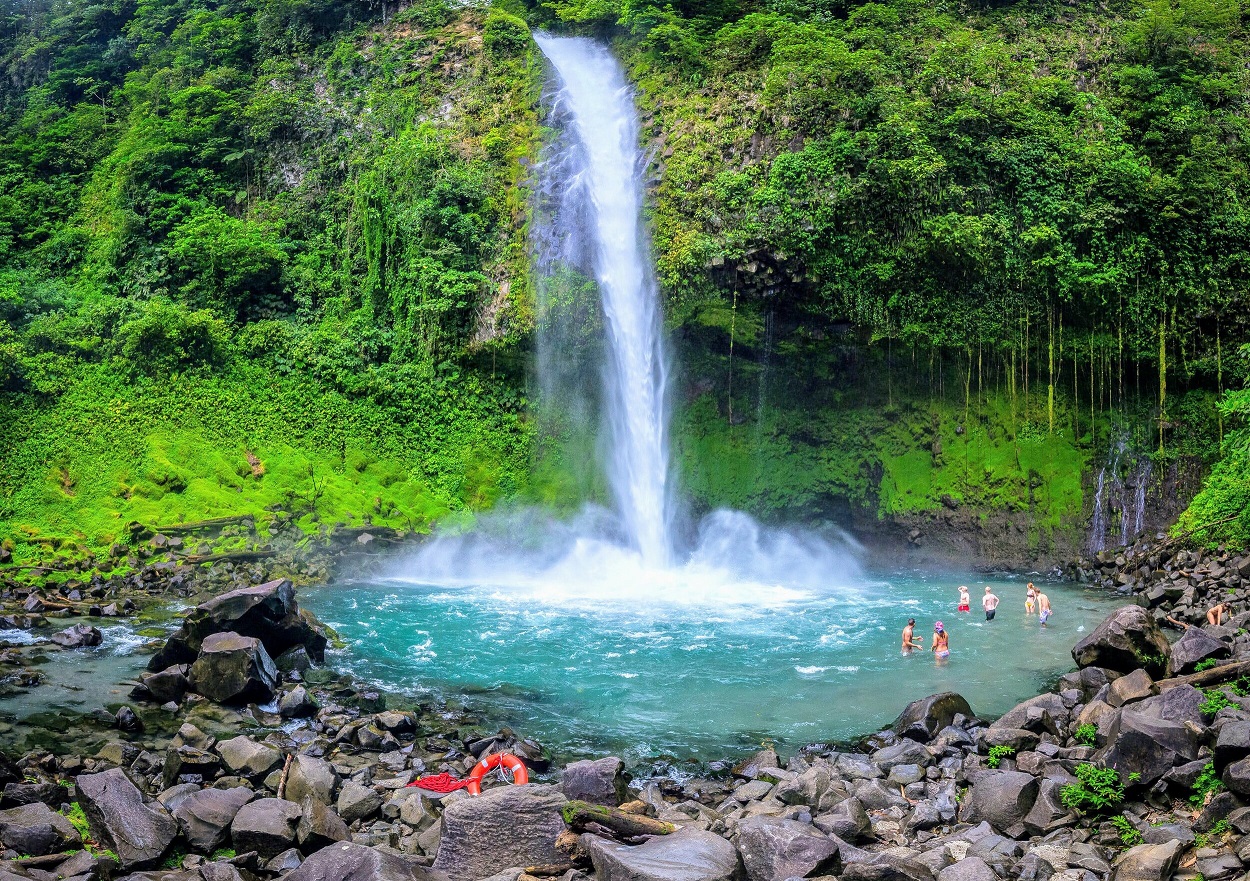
xmin=932 ymin=622 xmax=950 ymax=660
xmin=983 ymin=586 xmax=1000 ymax=621
xmin=902 ymin=619 xmax=924 ymax=652
xmin=958 ymin=585 xmax=971 ymax=613
xmin=1025 ymin=583 xmax=1037 ymax=616
xmin=1037 ymin=591 xmax=1052 ymax=626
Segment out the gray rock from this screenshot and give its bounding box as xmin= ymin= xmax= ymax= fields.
xmin=134 ymin=665 xmax=190 ymax=704
xmin=1107 ymin=669 xmax=1155 ymax=708
xmin=561 ymin=757 xmax=628 ymax=806
xmin=893 ymin=693 xmax=974 ymax=742
xmin=280 ymin=686 xmax=319 ymax=719
xmin=813 ymin=798 xmax=871 ymax=841
xmin=1022 ymin=778 xmax=1077 ymax=835
xmin=337 ymin=781 xmax=383 ymax=823
xmin=230 ymin=797 xmax=302 ymax=859
xmin=431 ymin=784 xmax=567 ymax=881
xmin=216 ymin=736 xmax=283 ymax=779
xmin=1072 ymin=606 xmax=1171 ymax=677
xmin=937 ymin=857 xmax=997 ymax=881
xmin=584 ymin=826 xmax=741 ymax=881
xmin=75 ymin=768 xmax=177 ymax=869
xmin=1223 ymin=755 xmax=1250 ymax=796
xmin=163 ymin=745 xmax=221 ymax=790
xmin=172 ymin=785 xmax=255 ymax=853
xmin=1111 ymin=839 xmax=1183 ymax=881
xmin=0 ymin=782 xmax=65 ymax=810
xmin=736 ymin=816 xmax=840 ymax=881
xmin=285 ymin=841 xmax=447 ymax=881
xmin=959 ymin=771 xmax=1039 ymax=832
xmin=1171 ymin=627 xmax=1228 ymax=673
xmin=734 ymin=749 xmax=780 ymax=780
xmin=1131 ymin=685 xmax=1204 ymax=724
xmin=1215 ymin=720 xmax=1250 ymax=771
xmin=0 ymin=802 xmax=82 ymax=856
xmin=992 ymin=693 xmax=1067 ymax=734
xmin=188 ymin=632 xmax=279 ymax=704
xmin=775 ymin=764 xmax=831 ymax=807
xmin=266 ymin=848 xmax=304 ymax=873
xmin=172 ymin=723 xmax=216 ymax=752
xmin=286 ymin=755 xmax=339 ymax=806
xmin=298 ymin=795 xmax=350 ymax=853
xmin=50 ymin=624 xmax=103 ymax=648
xmin=734 ymin=780 xmax=775 ymax=802
xmin=1097 ymin=708 xmax=1199 ymax=786
xmin=870 ymin=739 xmax=933 ymax=770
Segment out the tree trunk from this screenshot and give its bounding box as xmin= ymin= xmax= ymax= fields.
xmin=562 ymin=802 xmax=677 ymax=841
xmin=1158 ymin=318 xmax=1166 ymax=454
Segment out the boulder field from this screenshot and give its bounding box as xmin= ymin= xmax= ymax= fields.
xmin=0 ymin=567 xmax=1246 ymax=881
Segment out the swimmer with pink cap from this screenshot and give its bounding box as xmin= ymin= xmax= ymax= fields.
xmin=932 ymin=621 xmax=950 ymax=660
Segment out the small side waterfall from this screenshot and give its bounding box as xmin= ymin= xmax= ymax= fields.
xmin=1087 ymin=437 xmax=1153 ymax=553
xmin=536 ymin=35 xmax=672 ymax=568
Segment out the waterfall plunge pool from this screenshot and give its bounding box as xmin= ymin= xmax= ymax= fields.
xmin=303 ymin=553 xmax=1119 ymax=766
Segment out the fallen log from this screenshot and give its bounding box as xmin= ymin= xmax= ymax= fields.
xmin=176 ymin=550 xmax=276 ymax=565
xmin=1158 ymin=659 xmax=1250 ymax=691
xmin=151 ymin=515 xmax=255 ymax=535
xmin=560 ymin=800 xmax=676 ymax=840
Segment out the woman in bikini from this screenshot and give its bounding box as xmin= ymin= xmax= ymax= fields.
xmin=1025 ymin=583 xmax=1037 ymax=616
xmin=932 ymin=622 xmax=950 ymax=661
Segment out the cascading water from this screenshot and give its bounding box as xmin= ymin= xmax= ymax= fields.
xmin=1088 ymin=436 xmax=1153 ymax=553
xmin=536 ymin=35 xmax=672 ymax=567
xmin=304 ymin=36 xmax=1127 ymax=760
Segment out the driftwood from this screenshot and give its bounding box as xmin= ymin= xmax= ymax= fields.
xmin=523 ymin=865 xmax=574 ymax=878
xmin=1159 ymin=659 xmax=1250 ymax=691
xmin=151 ymin=515 xmax=255 ymax=535
xmin=554 ymin=830 xmax=589 ymax=866
xmin=560 ymin=800 xmax=677 ymax=841
xmin=276 ymin=754 xmax=293 ymax=799
xmin=177 ymin=550 xmax=276 ymax=565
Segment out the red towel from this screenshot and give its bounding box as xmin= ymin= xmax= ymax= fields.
xmin=407 ymin=772 xmax=472 ymax=793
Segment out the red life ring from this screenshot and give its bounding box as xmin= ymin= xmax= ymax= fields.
xmin=466 ymin=752 xmax=530 ymax=796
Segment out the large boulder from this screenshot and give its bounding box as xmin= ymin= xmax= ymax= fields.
xmin=937 ymin=857 xmax=998 ymax=881
xmin=297 ymin=795 xmax=350 ymax=853
xmin=132 ymin=665 xmax=190 ymax=705
xmin=149 ymin=579 xmax=328 ymax=671
xmin=958 ymin=771 xmax=1039 ymax=833
xmin=285 ymin=755 xmax=339 ymax=806
xmin=584 ymin=826 xmax=741 ymax=881
xmin=172 ymin=786 xmax=255 ymax=853
xmin=337 ymin=781 xmax=382 ymax=823
xmin=188 ymin=632 xmax=279 ymax=704
xmin=991 ymin=693 xmax=1068 ymax=733
xmin=1170 ymin=627 xmax=1229 ymax=674
xmin=1224 ymin=756 xmax=1250 ymax=796
xmin=50 ymin=624 xmax=103 ymax=649
xmin=561 ymin=757 xmax=628 ymax=806
xmin=1072 ymin=606 xmax=1171 ymax=677
xmin=217 ymin=736 xmax=283 ymax=779
xmin=231 ymin=797 xmax=302 ymax=859
xmin=892 ymin=693 xmax=973 ymax=742
xmin=736 ymin=816 xmax=840 ymax=881
xmin=1215 ymin=720 xmax=1250 ymax=771
xmin=814 ymin=797 xmax=871 ymax=841
xmin=1112 ymin=839 xmax=1184 ymax=881
xmin=75 ymin=768 xmax=178 ymax=869
xmin=431 ymin=784 xmax=567 ymax=881
xmin=286 ymin=842 xmax=448 ymax=881
xmin=0 ymin=802 xmax=82 ymax=856
xmin=1097 ymin=707 xmax=1199 ymax=786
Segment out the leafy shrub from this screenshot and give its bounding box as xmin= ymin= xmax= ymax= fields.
xmin=1074 ymin=723 xmax=1099 ymax=746
xmin=1190 ymin=762 xmax=1226 ymax=807
xmin=113 ymin=300 xmax=231 ymax=376
xmin=482 ymin=12 xmax=529 ymax=58
xmin=1194 ymin=658 xmax=1219 ymax=672
xmin=1200 ymin=687 xmax=1235 ymax=717
xmin=986 ymin=745 xmax=1016 ymax=769
xmin=1059 ymin=764 xmax=1128 ymax=814
xmin=1111 ymin=815 xmax=1143 ymax=847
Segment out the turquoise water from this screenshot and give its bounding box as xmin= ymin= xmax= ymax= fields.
xmin=302 ymin=566 xmax=1119 ymax=763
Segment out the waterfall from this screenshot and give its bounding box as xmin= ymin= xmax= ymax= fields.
xmin=1088 ymin=436 xmax=1153 ymax=553
xmin=536 ymin=35 xmax=672 ymax=567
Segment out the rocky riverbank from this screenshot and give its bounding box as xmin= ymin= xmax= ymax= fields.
xmin=0 ymin=535 xmax=1247 ymax=881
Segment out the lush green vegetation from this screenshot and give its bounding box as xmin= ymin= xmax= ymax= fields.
xmin=3 ymin=0 xmax=1249 ymax=559
xmin=0 ymin=0 xmax=543 ymax=560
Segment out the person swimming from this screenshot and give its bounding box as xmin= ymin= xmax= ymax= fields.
xmin=1037 ymin=591 xmax=1051 ymax=626
xmin=1025 ymin=583 xmax=1036 ymax=616
xmin=932 ymin=622 xmax=950 ymax=660
xmin=983 ymin=586 xmax=1000 ymax=621
xmin=958 ymin=585 xmax=971 ymax=612
xmin=902 ymin=619 xmax=924 ymax=652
